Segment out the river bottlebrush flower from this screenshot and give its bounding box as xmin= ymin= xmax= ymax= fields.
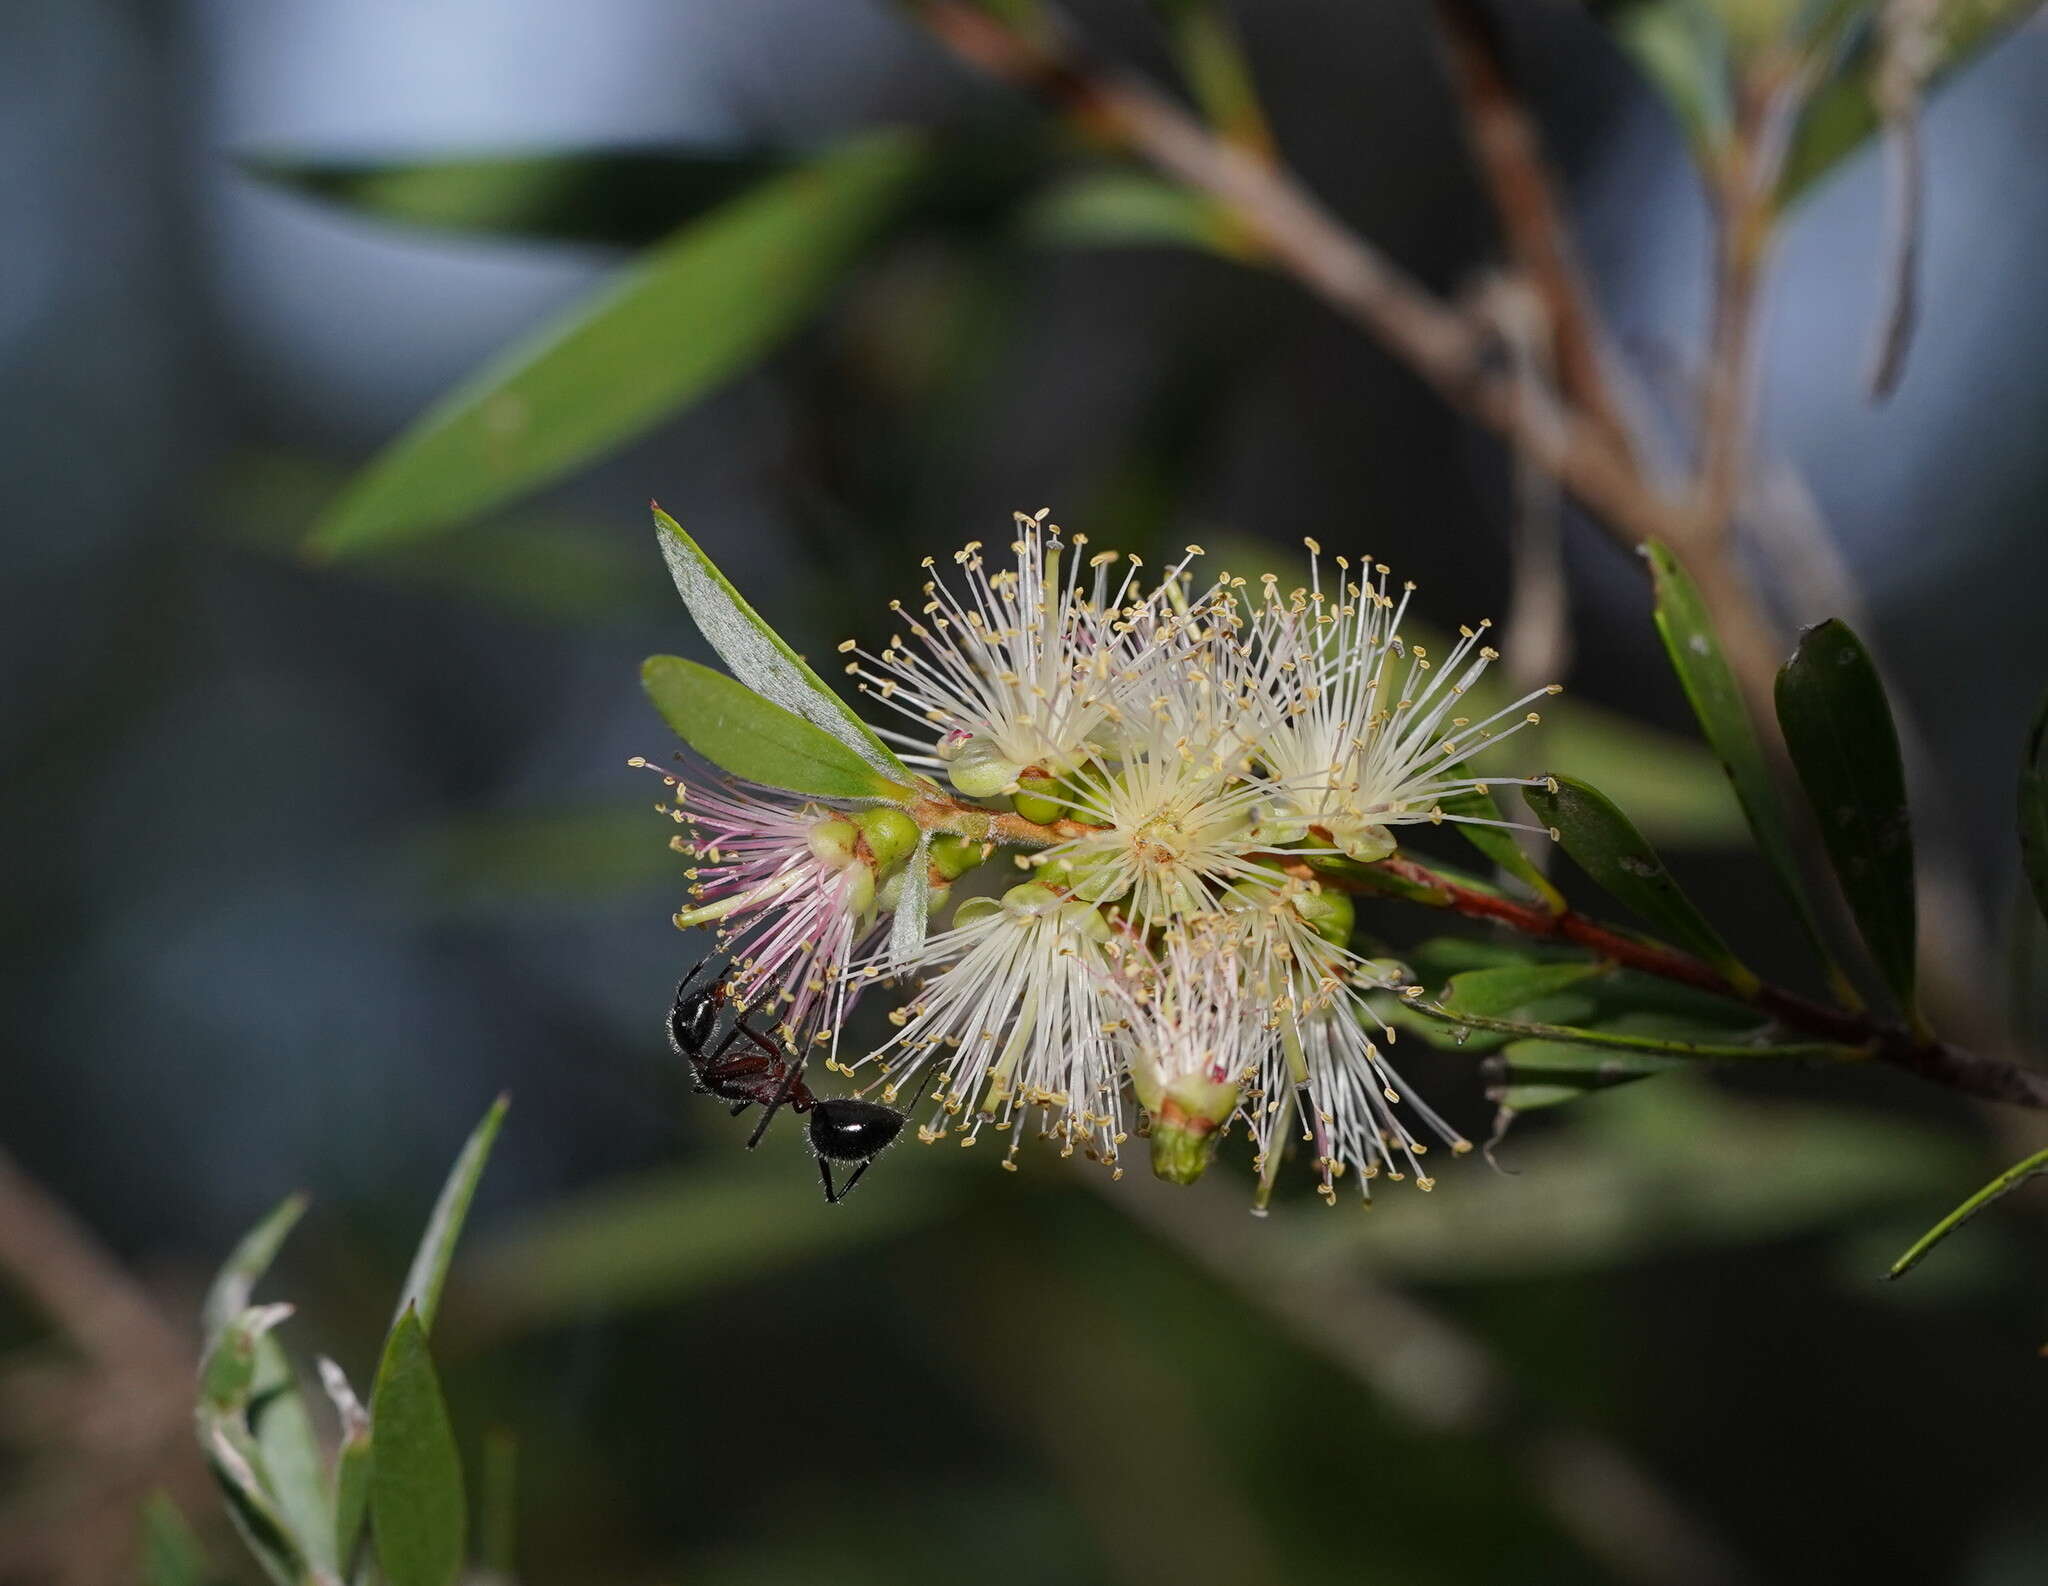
xmin=642 ymin=508 xmax=1556 ymax=1206
xmin=632 ymin=761 xmax=922 ymax=1054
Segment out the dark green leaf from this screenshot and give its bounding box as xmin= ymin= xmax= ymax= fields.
xmin=138 ymin=1494 xmax=210 ymax=1586
xmin=1775 ymin=619 xmax=1917 ymax=1014
xmin=2019 ymin=684 xmax=2048 ymax=928
xmin=1889 ymin=1144 xmax=2048 ymax=1279
xmin=642 ymin=655 xmax=916 ymax=802
xmin=1645 ymin=541 xmax=1834 ymax=969
xmin=394 ymin=1093 xmax=509 ymax=1336
xmin=370 ymin=1310 xmax=466 ymax=1586
xmin=239 ymin=147 xmax=796 ymax=248
xmin=203 ymin=1193 xmax=307 ymax=1340
xmin=309 ymin=130 xmax=925 ymax=556
xmin=248 ymin=1348 xmax=334 ymax=1579
xmin=1439 ymin=769 xmax=1566 ymax=912
xmin=653 ymin=506 xmax=914 ymax=781
xmin=1439 ymin=961 xmax=1610 ymax=1017
xmin=1526 ymin=776 xmax=1757 ymax=993
xmin=1484 ymin=1038 xmax=1690 ymax=1112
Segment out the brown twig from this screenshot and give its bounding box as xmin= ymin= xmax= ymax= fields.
xmin=1429 ymin=0 xmax=1637 ymax=469
xmin=906 ymin=0 xmax=1682 ymax=548
xmin=1352 ymin=854 xmax=2048 ymax=1110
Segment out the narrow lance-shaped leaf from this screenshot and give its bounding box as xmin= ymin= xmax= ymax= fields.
xmin=1645 ymin=542 xmax=1842 ymax=985
xmin=309 ymin=130 xmax=926 ymax=556
xmin=370 ymin=1309 xmax=466 ymax=1586
xmin=1483 ymin=1038 xmax=1691 ymax=1115
xmin=203 ymin=1192 xmax=307 ymax=1340
xmin=1439 ymin=769 xmax=1566 ymax=913
xmin=1889 ymin=1144 xmax=2048 ymax=1280
xmin=239 ymin=147 xmax=798 ymax=248
xmin=321 ymin=1358 xmax=373 ymax=1574
xmin=394 ymin=1093 xmax=510 ymax=1336
xmin=138 ymin=1495 xmax=211 ymax=1586
xmin=653 ymin=506 xmax=913 ymax=782
xmin=1526 ymin=776 xmax=1759 ymax=994
xmin=2018 ymin=684 xmax=2048 ymax=928
xmin=643 ymin=655 xmax=916 ymax=802
xmin=1775 ymin=619 xmax=1918 ymax=1016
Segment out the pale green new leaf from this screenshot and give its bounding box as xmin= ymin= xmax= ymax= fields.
xmin=653 ymin=506 xmax=913 ymax=781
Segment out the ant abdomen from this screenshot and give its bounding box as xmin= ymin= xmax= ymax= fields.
xmin=808 ymin=1099 xmax=906 ymax=1163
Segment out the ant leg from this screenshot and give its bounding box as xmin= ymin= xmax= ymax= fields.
xmin=729 ymin=1018 xmax=784 ymax=1060
xmin=728 ymin=1101 xmax=751 ymax=1117
xmin=833 ymin=1157 xmax=875 ymax=1202
xmin=817 ymin=1157 xmax=839 ymax=1205
xmin=745 ymin=1053 xmax=808 ymax=1151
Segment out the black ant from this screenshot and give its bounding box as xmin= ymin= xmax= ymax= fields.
xmin=666 ymin=956 xmax=905 ymax=1205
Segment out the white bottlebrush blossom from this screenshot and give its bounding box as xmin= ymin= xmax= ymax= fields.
xmin=633 ymin=760 xmax=882 ymax=1053
xmin=838 ymin=882 xmax=1128 ymax=1174
xmin=1224 ymin=543 xmax=1557 ymax=858
xmin=836 ymin=509 xmax=1209 ymax=791
xmin=648 ymin=515 xmax=1554 ymax=1203
xmin=1233 ymin=892 xmax=1472 ymax=1204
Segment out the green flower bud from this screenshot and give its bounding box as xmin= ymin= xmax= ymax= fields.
xmin=1293 ymin=884 xmax=1355 ymax=948
xmin=1147 ymin=1074 xmax=1243 ymax=1186
xmin=855 ymin=806 xmax=920 ymax=873
xmin=878 ymin=868 xmax=952 ymax=917
xmin=1337 ymin=822 xmax=1397 ymax=863
xmin=929 ymin=833 xmax=988 ymax=881
xmin=953 ymin=895 xmax=1005 ymax=928
xmin=948 ymin=737 xmax=1023 ymax=800
xmin=1000 ymin=881 xmax=1063 ymax=919
xmin=806 ymin=815 xmax=861 ymax=870
xmin=841 ymin=861 xmax=877 ymax=919
xmin=1012 ymin=774 xmax=1066 ymax=827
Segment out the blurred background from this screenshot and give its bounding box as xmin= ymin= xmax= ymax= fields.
xmin=6 ymin=1 xmax=2048 ymax=1583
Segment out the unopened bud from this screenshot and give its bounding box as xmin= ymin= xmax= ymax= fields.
xmin=1148 ymin=1074 xmax=1243 ymax=1186
xmin=855 ymin=807 xmax=920 ymax=873
xmin=1012 ymin=774 xmax=1066 ymax=827
xmin=806 ymin=815 xmax=861 ymax=869
xmin=878 ymin=868 xmax=952 ymax=918
xmin=929 ymin=833 xmax=987 ymax=881
xmin=1337 ymin=822 xmax=1397 ymax=863
xmin=953 ymin=896 xmax=1004 ymax=928
xmin=948 ymin=737 xmax=1024 ymax=800
xmin=841 ymin=861 xmax=877 ymax=918
xmin=1293 ymin=885 xmax=1355 ymax=947
xmin=934 ymin=728 xmax=974 ymax=763
xmin=1000 ymin=882 xmax=1063 ymax=919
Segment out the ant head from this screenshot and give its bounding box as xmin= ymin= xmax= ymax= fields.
xmin=668 ymin=954 xmax=727 ymax=1057
xmin=808 ymin=1098 xmax=907 ymax=1163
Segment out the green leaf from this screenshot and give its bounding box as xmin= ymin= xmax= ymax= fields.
xmin=309 ymin=130 xmax=926 ymax=555
xmin=1020 ymin=171 xmax=1247 ymax=256
xmin=239 ymin=147 xmax=796 ymax=248
xmin=1645 ymin=541 xmax=1834 ymax=970
xmin=1775 ymin=618 xmax=1917 ymax=1015
xmin=1526 ymin=775 xmax=1758 ymax=993
xmin=643 ymin=655 xmax=915 ymax=802
xmin=199 ymin=1415 xmax=302 ymax=1586
xmin=2019 ymin=684 xmax=2048 ymax=928
xmin=139 ymin=1494 xmax=210 ymax=1586
xmin=249 ymin=1347 xmax=334 ymax=1579
xmin=1484 ymin=1038 xmax=1691 ymax=1112
xmin=652 ymin=506 xmax=914 ymax=782
xmin=1438 ymin=770 xmax=1566 ymax=912
xmin=394 ymin=1093 xmax=509 ymax=1336
xmin=1439 ymin=961 xmax=1611 ymax=1017
xmin=203 ymin=1193 xmax=307 ymax=1340
xmin=369 ymin=1309 xmax=466 ymax=1586
xmin=1889 ymin=1144 xmax=2048 ymax=1279
xmin=1778 ymin=0 xmax=2045 ymax=202
xmin=319 ymin=1358 xmax=373 ymax=1574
